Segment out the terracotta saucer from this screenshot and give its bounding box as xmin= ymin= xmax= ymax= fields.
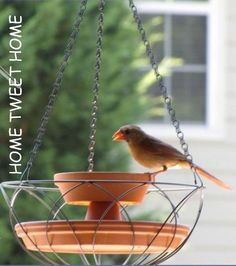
xmin=15 ymin=220 xmax=189 ymax=254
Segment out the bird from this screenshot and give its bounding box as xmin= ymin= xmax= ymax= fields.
xmin=112 ymin=124 xmax=231 ymax=190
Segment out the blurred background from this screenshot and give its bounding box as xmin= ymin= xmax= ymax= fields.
xmin=0 ymin=0 xmax=235 ymax=264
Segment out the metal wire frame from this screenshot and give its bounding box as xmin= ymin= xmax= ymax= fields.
xmin=145 ymin=185 xmax=204 ymax=265
xmin=1 ymin=178 xmax=204 ymax=265
xmin=44 ymin=180 xmax=143 ymax=265
xmin=1 ymin=183 xmax=62 ymax=264
xmin=2 ymin=182 xmax=91 ymax=265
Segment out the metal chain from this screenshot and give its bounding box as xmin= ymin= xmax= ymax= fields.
xmin=88 ymin=0 xmax=106 ymax=172
xmin=22 ymin=0 xmax=88 ymax=180
xmin=129 ymin=0 xmax=193 ymax=163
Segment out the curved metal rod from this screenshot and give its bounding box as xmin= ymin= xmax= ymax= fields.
xmin=2 ymin=183 xmax=74 ymax=265
xmin=148 ymin=186 xmax=204 ymax=264
xmin=1 ymin=185 xmax=48 ymax=264
xmin=148 ymin=187 xmax=203 ymax=264
xmin=1 ymin=178 xmax=202 ymax=190
xmin=131 ymin=183 xmax=179 ymax=265
xmin=12 ymin=188 xmax=72 ymax=265
xmin=45 ymin=182 xmax=91 ymax=265
xmin=157 ymin=188 xmax=204 ymax=264
xmin=7 ymin=188 xmax=59 ymax=264
xmin=134 ymin=185 xmax=204 ymax=265
xmin=47 ymin=180 xmax=145 ymax=265
xmin=89 ymin=182 xmax=148 ymax=265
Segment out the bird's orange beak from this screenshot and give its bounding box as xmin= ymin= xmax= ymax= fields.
xmin=112 ymin=130 xmax=125 ymax=141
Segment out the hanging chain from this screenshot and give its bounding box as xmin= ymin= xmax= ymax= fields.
xmin=87 ymin=0 xmax=106 ymax=172
xmin=22 ymin=0 xmax=88 ymax=180
xmin=129 ymin=0 xmax=193 ymax=163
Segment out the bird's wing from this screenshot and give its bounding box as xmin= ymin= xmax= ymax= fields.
xmin=140 ymin=135 xmax=186 ymax=161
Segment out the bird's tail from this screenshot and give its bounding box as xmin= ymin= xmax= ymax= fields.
xmin=193 ymin=164 xmax=231 ymax=190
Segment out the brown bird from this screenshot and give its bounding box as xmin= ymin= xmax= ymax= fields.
xmin=112 ymin=125 xmax=231 ymax=190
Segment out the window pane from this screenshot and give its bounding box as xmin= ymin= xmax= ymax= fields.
xmin=171 ymin=72 xmax=206 ymax=122
xmin=171 ymin=15 xmax=207 ymax=64
xmin=140 ymin=14 xmax=165 ymax=62
xmin=139 ymin=10 xmax=208 ymax=124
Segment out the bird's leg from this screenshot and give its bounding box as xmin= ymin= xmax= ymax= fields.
xmin=162 ymin=165 xmax=168 ymax=172
xmin=151 ymin=165 xmax=168 ymax=178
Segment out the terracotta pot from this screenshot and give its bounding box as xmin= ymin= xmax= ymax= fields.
xmin=54 ymin=172 xmax=154 ymax=206
xmin=15 ymin=220 xmax=189 ymax=254
xmin=85 ymin=202 xmax=122 ymax=220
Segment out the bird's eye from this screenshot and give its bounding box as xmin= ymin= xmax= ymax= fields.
xmin=124 ymin=129 xmax=130 ymax=135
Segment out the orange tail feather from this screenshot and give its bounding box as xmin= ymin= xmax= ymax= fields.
xmin=193 ymin=165 xmax=231 ymax=190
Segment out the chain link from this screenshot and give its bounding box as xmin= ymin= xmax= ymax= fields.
xmin=87 ymin=0 xmax=106 ymax=172
xmin=129 ymin=0 xmax=193 ymax=163
xmin=22 ymin=0 xmax=88 ymax=180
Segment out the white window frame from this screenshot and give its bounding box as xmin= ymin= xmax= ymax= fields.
xmin=136 ymin=0 xmax=226 ymax=140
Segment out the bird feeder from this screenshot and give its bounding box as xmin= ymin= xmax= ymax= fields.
xmin=1 ymin=0 xmax=204 ymax=265
xmin=14 ymin=172 xmax=189 ymax=255
xmin=1 ymin=172 xmax=203 ymax=264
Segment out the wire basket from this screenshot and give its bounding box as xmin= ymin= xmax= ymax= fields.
xmin=1 ymin=171 xmax=204 ymax=265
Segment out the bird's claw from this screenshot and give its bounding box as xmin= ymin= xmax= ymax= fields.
xmin=151 ymin=166 xmax=168 ymax=178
